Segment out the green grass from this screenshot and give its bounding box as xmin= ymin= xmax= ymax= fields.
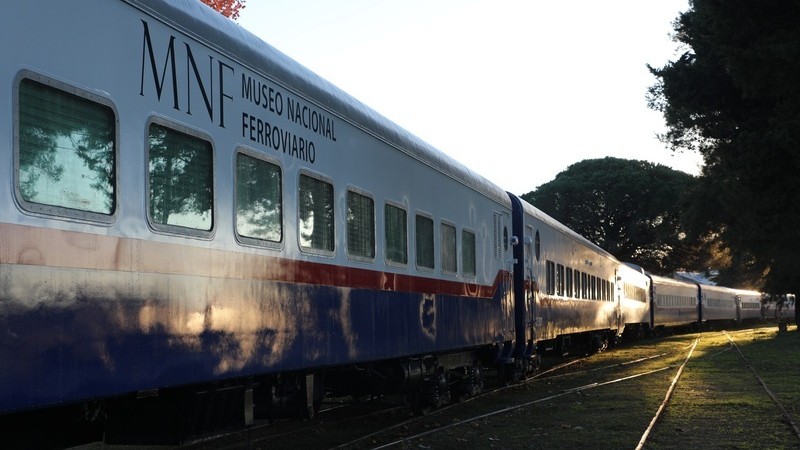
xmin=397 ymin=325 xmax=800 ymax=450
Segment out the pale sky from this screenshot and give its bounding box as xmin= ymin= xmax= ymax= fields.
xmin=238 ymin=0 xmax=700 ymax=195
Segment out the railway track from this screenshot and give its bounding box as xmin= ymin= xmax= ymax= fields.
xmin=175 ymin=325 xmax=799 ymax=449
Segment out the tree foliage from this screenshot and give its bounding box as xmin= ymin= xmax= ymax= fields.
xmin=648 ymin=0 xmax=800 ymax=293
xmin=200 ymin=0 xmax=246 ymax=20
xmin=521 ymin=158 xmax=705 ymax=275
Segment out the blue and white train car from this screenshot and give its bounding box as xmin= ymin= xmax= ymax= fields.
xmin=733 ymin=289 xmax=763 ymax=322
xmin=616 ymin=263 xmax=651 ymax=338
xmin=0 ymin=0 xmax=518 ymax=425
xmin=699 ymin=285 xmax=738 ymax=323
xmin=510 ymin=197 xmax=620 ymax=355
xmin=648 ymin=274 xmax=700 ymax=328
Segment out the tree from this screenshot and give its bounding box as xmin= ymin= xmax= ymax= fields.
xmin=200 ymin=0 xmax=246 ymax=20
xmin=521 ymin=157 xmax=705 ymax=275
xmin=648 ymin=0 xmax=800 ymax=293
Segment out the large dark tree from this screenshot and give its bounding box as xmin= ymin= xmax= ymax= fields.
xmin=521 ymin=157 xmax=705 ymax=275
xmin=648 ymin=0 xmax=800 ymax=293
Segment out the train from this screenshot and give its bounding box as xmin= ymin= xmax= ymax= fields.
xmin=0 ymin=0 xmax=796 ymax=444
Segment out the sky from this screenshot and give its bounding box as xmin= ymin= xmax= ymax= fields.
xmin=237 ymin=0 xmax=700 ymax=195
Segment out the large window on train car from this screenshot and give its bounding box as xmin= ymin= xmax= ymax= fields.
xmin=462 ymin=229 xmax=476 ymax=278
xmin=299 ymin=173 xmax=335 ymax=253
xmin=384 ymin=203 xmax=407 ymax=265
xmin=235 ymin=152 xmax=282 ymax=245
xmin=574 ymin=270 xmax=581 ymax=298
xmin=346 ymin=189 xmax=375 ymax=261
xmin=441 ymin=223 xmax=457 ymax=274
xmin=415 ymin=214 xmax=435 ymax=270
xmin=148 ymin=122 xmax=213 ymax=233
xmin=17 ymin=77 xmax=116 ymax=220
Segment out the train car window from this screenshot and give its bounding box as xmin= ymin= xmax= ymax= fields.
xmin=534 ymin=230 xmax=541 ymax=261
xmin=573 ymin=270 xmax=581 ymax=298
xmin=524 ymin=225 xmax=533 ymax=264
xmin=299 ymin=174 xmax=335 ymax=253
xmin=441 ymin=223 xmax=457 ymax=274
xmin=566 ymin=268 xmax=574 ymax=297
xmin=346 ymin=189 xmax=375 ymax=260
xmin=582 ymin=272 xmax=588 ymax=299
xmin=235 ymin=152 xmax=282 ymax=245
xmin=462 ymin=229 xmax=476 ymax=277
xmin=545 ymin=261 xmax=555 ymax=295
xmin=148 ymin=122 xmax=213 ymax=232
xmin=384 ymin=203 xmax=408 ymax=265
xmin=17 ymin=77 xmax=116 ymax=219
xmin=556 ymin=264 xmax=565 ymax=296
xmin=415 ymin=214 xmax=435 ymax=270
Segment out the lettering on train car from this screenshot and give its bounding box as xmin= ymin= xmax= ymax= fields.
xmin=139 ymin=20 xmax=337 ymax=165
xmin=139 ymin=20 xmax=234 ymax=128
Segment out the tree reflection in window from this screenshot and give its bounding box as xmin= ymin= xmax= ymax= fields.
xmin=385 ymin=204 xmax=408 ymax=265
xmin=148 ymin=123 xmax=213 ymax=231
xmin=416 ymin=214 xmax=434 ymax=269
xmin=347 ymin=190 xmax=375 ymax=259
xmin=18 ymin=78 xmax=115 ymax=214
xmin=299 ymin=174 xmax=334 ymax=252
xmin=236 ymin=153 xmax=282 ymax=242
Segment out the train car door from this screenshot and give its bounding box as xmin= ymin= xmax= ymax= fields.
xmin=524 ymin=225 xmax=537 ymax=343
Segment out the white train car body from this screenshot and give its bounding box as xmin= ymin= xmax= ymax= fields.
xmin=1 ymin=0 xmax=517 ymax=414
xmin=514 ymin=200 xmax=620 ymax=344
xmin=733 ymin=289 xmax=763 ymax=321
xmin=649 ymin=275 xmax=700 ymax=327
xmin=616 ymin=263 xmax=651 ymax=334
xmin=700 ymin=285 xmax=738 ymax=322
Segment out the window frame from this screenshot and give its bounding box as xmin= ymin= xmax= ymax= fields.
xmin=461 ymin=227 xmax=477 ymax=279
xmin=14 ymin=71 xmax=119 ymax=224
xmin=233 ymin=147 xmax=283 ymax=250
xmin=297 ymin=169 xmax=336 ymax=257
xmin=415 ymin=211 xmax=435 ymax=271
xmin=145 ymin=116 xmax=216 ymax=239
xmin=440 ymin=220 xmax=458 ymax=275
xmin=384 ymin=201 xmax=408 ymax=267
xmin=345 ymin=186 xmax=376 ymax=263
xmin=545 ymin=260 xmax=556 ymax=295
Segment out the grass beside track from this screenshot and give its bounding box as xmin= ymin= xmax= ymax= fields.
xmin=647 ymin=326 xmax=800 ymax=450
xmin=388 ymin=324 xmax=799 ymax=450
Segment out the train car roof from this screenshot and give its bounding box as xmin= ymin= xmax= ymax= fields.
xmin=125 ymin=0 xmax=511 ymax=207
xmin=517 ymin=198 xmax=616 ymax=261
xmin=647 ymin=273 xmax=700 ymax=288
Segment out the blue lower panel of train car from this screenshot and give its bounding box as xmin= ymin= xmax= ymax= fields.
xmin=0 ymin=262 xmax=511 ymax=413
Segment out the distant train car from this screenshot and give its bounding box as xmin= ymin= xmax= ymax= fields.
xmin=617 ymin=263 xmax=651 ymax=339
xmin=699 ymin=285 xmax=738 ymax=323
xmin=510 ymin=197 xmax=620 ymax=355
xmin=1 ymin=0 xmax=518 ymax=428
xmin=648 ymin=275 xmax=700 ymax=328
xmin=762 ymin=293 xmax=796 ymax=321
xmin=733 ymin=289 xmax=763 ymax=322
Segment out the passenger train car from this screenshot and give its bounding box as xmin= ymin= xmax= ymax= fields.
xmin=648 ymin=274 xmax=701 ymax=328
xmin=0 ymin=0 xmax=794 ymax=445
xmin=1 ymin=0 xmax=517 ymax=429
